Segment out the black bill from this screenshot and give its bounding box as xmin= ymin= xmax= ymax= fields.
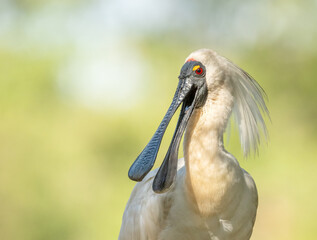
xmin=128 ymin=60 xmax=207 ymax=193
xmin=152 ymin=87 xmax=198 ymax=193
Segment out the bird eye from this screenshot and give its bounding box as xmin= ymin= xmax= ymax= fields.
xmin=195 ymin=67 xmax=203 ymax=75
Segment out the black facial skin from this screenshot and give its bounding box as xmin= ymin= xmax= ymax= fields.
xmin=128 ymin=60 xmax=208 ymax=193
xmin=179 ymin=61 xmax=208 ymax=108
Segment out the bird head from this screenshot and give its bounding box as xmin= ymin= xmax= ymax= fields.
xmin=128 ymin=49 xmax=269 ymax=193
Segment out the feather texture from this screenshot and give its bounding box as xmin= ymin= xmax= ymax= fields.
xmin=225 ymin=58 xmax=269 ymax=156
xmin=120 ymin=49 xmax=267 ymax=240
xmin=187 ymin=49 xmax=269 ymax=156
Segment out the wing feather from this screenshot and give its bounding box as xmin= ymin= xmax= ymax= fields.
xmin=119 ymin=158 xmax=185 ymax=240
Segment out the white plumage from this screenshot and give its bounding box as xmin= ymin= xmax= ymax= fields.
xmin=119 ymin=49 xmax=269 ymax=240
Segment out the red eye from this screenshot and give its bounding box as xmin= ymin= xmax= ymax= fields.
xmin=195 ymin=67 xmax=203 ymax=75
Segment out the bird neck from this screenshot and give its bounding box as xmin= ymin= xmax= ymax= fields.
xmin=184 ymin=86 xmax=233 ymax=163
xmin=183 ymin=86 xmax=234 ymax=215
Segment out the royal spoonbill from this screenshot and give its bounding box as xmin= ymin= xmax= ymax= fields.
xmin=119 ymin=49 xmax=269 ymax=240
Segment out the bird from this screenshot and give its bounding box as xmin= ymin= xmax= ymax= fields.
xmin=119 ymin=49 xmax=269 ymax=240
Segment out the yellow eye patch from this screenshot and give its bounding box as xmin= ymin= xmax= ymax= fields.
xmin=192 ymin=65 xmax=200 ymax=71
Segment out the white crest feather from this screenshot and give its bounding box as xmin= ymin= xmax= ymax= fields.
xmin=186 ymin=49 xmax=269 ymax=156
xmin=225 ymin=58 xmax=269 ymax=156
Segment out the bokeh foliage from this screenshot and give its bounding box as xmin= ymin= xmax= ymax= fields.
xmin=0 ymin=1 xmax=316 ymax=240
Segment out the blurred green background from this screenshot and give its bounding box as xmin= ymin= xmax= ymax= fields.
xmin=0 ymin=0 xmax=316 ymax=239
